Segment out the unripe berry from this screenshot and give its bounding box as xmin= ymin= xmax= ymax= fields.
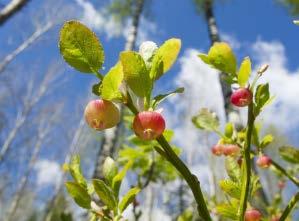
xmin=231 ymin=88 xmax=252 ymax=107
xmin=223 ymin=144 xmax=240 ymax=156
xmin=245 ymin=209 xmax=262 ymax=221
xmin=133 ymin=111 xmax=165 ymax=141
xmin=211 ymin=144 xmax=223 ymax=156
xmin=256 ymin=155 xmax=272 ymax=168
xmin=84 ymin=99 xmax=120 ymax=130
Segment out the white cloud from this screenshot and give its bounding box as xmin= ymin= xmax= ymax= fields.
xmin=221 ymin=32 xmax=241 ymax=50
xmin=251 ymin=40 xmax=299 ymax=134
xmin=75 ymin=0 xmax=157 ymax=43
xmin=34 ymin=159 xmax=62 ymax=187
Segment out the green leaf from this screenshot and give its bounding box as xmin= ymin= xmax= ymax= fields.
xmin=177 ymin=209 xmax=193 ymax=221
xmin=216 ymin=203 xmax=238 ymax=220
xmin=120 ymin=51 xmax=151 ymax=97
xmin=225 ymin=157 xmax=241 ymax=182
xmin=103 ymin=157 xmax=118 ymax=186
xmin=224 ymin=122 xmax=234 ymax=138
xmin=65 ymin=182 xmax=91 ymax=209
xmin=260 ymin=134 xmax=274 ymax=148
xmin=119 ymin=187 xmax=140 ymax=213
xmin=199 ymin=42 xmax=237 ymax=75
xmin=92 ymin=179 xmax=118 ymax=211
xmin=219 ymin=180 xmax=241 ymax=199
xmin=112 ymin=160 xmax=133 ymax=197
xmin=279 ymin=146 xmax=299 ymax=164
xmin=101 ymin=62 xmax=124 ymax=101
xmin=59 ymin=20 xmax=104 ymax=73
xmin=192 ymin=108 xmax=219 ymax=131
xmin=152 ymin=87 xmax=184 ymax=108
xmin=150 ymin=38 xmax=181 ymax=80
xmin=69 ymin=155 xmax=87 ymax=188
xmin=254 ymin=83 xmax=270 ymax=115
xmin=238 ymin=57 xmax=251 ymax=87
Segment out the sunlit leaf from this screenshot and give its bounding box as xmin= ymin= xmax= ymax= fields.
xmin=152 ymin=87 xmax=184 ymax=108
xmin=59 ymin=20 xmax=104 ymax=73
xmin=93 ymin=179 xmax=118 ymax=211
xmin=65 ymin=182 xmax=91 ymax=209
xmin=238 ymin=57 xmax=251 ymax=87
xmin=192 ymin=108 xmax=219 ymax=131
xmin=279 ymin=146 xmax=299 ymax=164
xmin=119 ymin=187 xmax=140 ymax=212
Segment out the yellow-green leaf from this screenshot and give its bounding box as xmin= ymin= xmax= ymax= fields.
xmin=120 ymin=51 xmax=151 ymax=97
xmin=59 ymin=20 xmax=104 ymax=73
xmin=112 ymin=160 xmax=133 ymax=197
xmin=65 ymin=181 xmax=91 ymax=209
xmin=219 ymin=180 xmax=241 ymax=199
xmin=119 ymin=187 xmax=140 ymax=213
xmin=92 ymin=179 xmax=117 ymax=211
xmin=150 ymin=38 xmax=181 ymax=80
xmin=101 ymin=62 xmax=123 ymax=101
xmin=260 ymin=134 xmax=274 ymax=148
xmin=238 ymin=57 xmax=251 ymax=87
xmin=204 ymin=42 xmax=237 ymax=75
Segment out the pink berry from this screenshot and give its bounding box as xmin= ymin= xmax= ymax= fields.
xmin=256 ymin=155 xmax=272 ymax=168
xmin=245 ymin=209 xmax=262 ymax=221
xmin=133 ymin=111 xmax=165 ymax=140
xmin=211 ymin=144 xmax=223 ymax=156
xmin=231 ymin=88 xmax=252 ymax=107
xmin=223 ymin=144 xmax=240 ymax=156
xmin=84 ymin=99 xmax=120 ymax=130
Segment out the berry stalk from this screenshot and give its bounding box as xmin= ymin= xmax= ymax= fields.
xmin=239 ymin=102 xmax=255 ymax=221
xmin=279 ymin=192 xmax=299 ymax=221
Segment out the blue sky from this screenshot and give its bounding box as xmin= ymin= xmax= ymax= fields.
xmin=0 ymin=0 xmax=298 ymax=219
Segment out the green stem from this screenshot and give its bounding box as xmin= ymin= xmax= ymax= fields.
xmin=271 ymin=161 xmax=299 ymax=187
xmin=125 ymin=94 xmax=211 ymax=220
xmin=238 ymin=103 xmax=255 ymax=221
xmin=279 ymin=192 xmax=299 ymax=221
xmin=93 ymin=69 xmax=103 ymax=80
xmin=156 ymin=136 xmax=212 ymax=220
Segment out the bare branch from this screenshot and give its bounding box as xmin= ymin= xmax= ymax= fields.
xmin=0 ymin=0 xmax=30 ymax=26
xmin=0 ymin=21 xmax=54 ymax=74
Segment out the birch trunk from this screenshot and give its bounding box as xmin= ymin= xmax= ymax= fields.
xmin=0 ymin=0 xmax=30 ymax=25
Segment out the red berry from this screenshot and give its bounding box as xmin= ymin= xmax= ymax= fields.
xmin=223 ymin=144 xmax=240 ymax=156
xmin=133 ymin=111 xmax=165 ymax=140
xmin=211 ymin=144 xmax=223 ymax=156
xmin=256 ymin=155 xmax=272 ymax=168
xmin=245 ymin=209 xmax=262 ymax=221
xmin=84 ymin=99 xmax=120 ymax=130
xmin=231 ymin=88 xmax=252 ymax=107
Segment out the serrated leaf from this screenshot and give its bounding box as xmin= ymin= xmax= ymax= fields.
xmin=69 ymin=155 xmax=87 ymax=188
xmin=101 ymin=62 xmax=123 ymax=101
xmin=152 ymin=87 xmax=184 ymax=108
xmin=150 ymin=38 xmax=181 ymax=80
xmin=65 ymin=182 xmax=91 ymax=209
xmin=219 ymin=180 xmax=241 ymax=199
xmin=59 ymin=20 xmax=104 ymax=73
xmin=279 ymin=146 xmax=299 ymax=164
xmin=225 ymin=122 xmax=234 ymax=138
xmin=192 ymin=108 xmax=219 ymax=131
xmin=225 ymin=157 xmax=241 ymax=182
xmin=216 ymin=203 xmax=238 ymax=220
xmin=92 ymin=179 xmax=117 ymax=211
xmin=119 ymin=187 xmax=140 ymax=213
xmin=260 ymin=134 xmax=274 ymax=148
xmin=238 ymin=57 xmax=251 ymax=87
xmin=120 ymin=51 xmax=151 ymax=97
xmin=103 ymin=157 xmax=118 ymax=186
xmin=201 ymin=42 xmax=237 ymax=75
xmin=112 ymin=160 xmax=133 ymax=197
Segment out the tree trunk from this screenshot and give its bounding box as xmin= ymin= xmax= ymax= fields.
xmin=203 ymin=0 xmax=234 ymax=120
xmin=0 ymin=0 xmax=30 ymax=25
xmin=92 ymin=0 xmax=145 ymax=180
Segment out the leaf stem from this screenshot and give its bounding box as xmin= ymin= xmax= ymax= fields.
xmin=238 ymin=102 xmax=255 ymax=221
xmin=279 ymin=192 xmax=299 ymax=221
xmin=93 ymin=69 xmax=103 ymax=80
xmin=271 ymin=160 xmax=299 ymax=187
